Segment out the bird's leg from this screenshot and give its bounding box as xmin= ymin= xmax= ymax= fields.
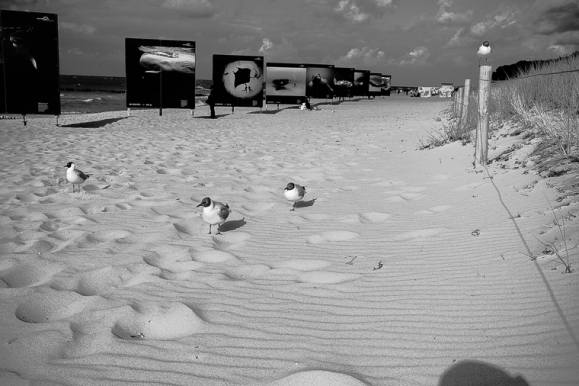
xmin=216 ymin=225 xmax=222 ymax=235
xmin=290 ymin=203 xmax=296 ymax=211
xmin=208 ymin=224 xmax=212 ymax=234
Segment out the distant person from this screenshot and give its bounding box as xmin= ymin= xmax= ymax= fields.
xmin=305 ymin=100 xmax=320 ymax=111
xmin=207 ymin=86 xmax=216 ymax=118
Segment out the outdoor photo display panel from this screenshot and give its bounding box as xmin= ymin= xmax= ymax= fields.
xmin=352 ymin=70 xmax=370 ymax=96
xmin=369 ymin=73 xmax=382 ymax=95
xmin=265 ymin=62 xmax=307 ymax=105
xmin=125 ymin=38 xmax=196 ymax=109
xmin=333 ymin=67 xmax=354 ymax=99
xmin=306 ymin=64 xmax=335 ymax=99
xmin=0 ymin=10 xmax=60 ymax=114
xmin=212 ymin=54 xmax=264 ymax=107
xmin=381 ymin=75 xmax=391 ymax=96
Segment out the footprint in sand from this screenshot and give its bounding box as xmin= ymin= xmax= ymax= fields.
xmin=225 ymin=264 xmax=271 ymax=280
xmin=394 ymin=228 xmax=453 ymax=241
xmin=296 ymin=271 xmax=361 ymax=284
xmin=415 ymin=205 xmax=454 ymax=215
xmin=143 ymin=245 xmax=205 ymax=274
xmin=456 ymin=181 xmax=486 ymax=191
xmin=212 ymin=232 xmax=252 ymax=250
xmin=373 ymin=180 xmax=407 ymax=187
xmin=52 ymin=263 xmax=159 ymax=296
xmin=0 ymin=256 xmax=65 ymax=288
xmin=272 ymin=259 xmax=332 ymax=271
xmin=241 ymin=201 xmax=276 ymax=212
xmin=386 ymin=192 xmax=424 ymax=202
xmin=193 ymin=250 xmax=237 ymax=263
xmin=299 ymin=213 xmax=331 ymax=221
xmin=358 ymin=212 xmax=391 ymax=223
xmin=266 ymin=370 xmax=369 ymax=386
xmin=306 ymin=231 xmax=360 ymax=244
xmin=428 ymin=174 xmax=451 ymax=184
xmin=111 ymin=301 xmax=203 ymax=340
xmin=15 ymin=288 xmax=94 ymax=323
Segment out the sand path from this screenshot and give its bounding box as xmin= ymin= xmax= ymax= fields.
xmin=0 ymin=97 xmax=577 ymax=386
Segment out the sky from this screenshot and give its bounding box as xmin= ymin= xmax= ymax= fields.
xmin=1 ymin=0 xmax=578 ymax=86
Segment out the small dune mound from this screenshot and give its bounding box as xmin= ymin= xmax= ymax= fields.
xmin=112 ymin=301 xmax=203 ymax=340
xmin=267 ymin=370 xmax=371 ymax=386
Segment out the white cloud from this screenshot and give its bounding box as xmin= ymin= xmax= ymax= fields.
xmin=470 ymin=6 xmax=519 ymax=37
xmin=399 ymin=46 xmax=430 ymax=66
xmin=161 ymin=0 xmax=214 ymax=17
xmin=333 ymin=47 xmax=393 ymax=67
xmin=259 ymin=38 xmax=274 ymax=53
xmin=231 ymin=48 xmax=253 ymax=56
xmin=335 ymin=0 xmax=369 ymax=23
xmin=435 ymin=0 xmax=473 ymax=26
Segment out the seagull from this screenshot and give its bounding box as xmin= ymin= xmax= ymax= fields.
xmin=284 ymin=182 xmax=306 ymax=211
xmin=196 ymin=197 xmax=230 ymax=234
xmin=65 ymin=162 xmax=90 ymax=193
xmin=477 ymin=41 xmax=491 ymax=66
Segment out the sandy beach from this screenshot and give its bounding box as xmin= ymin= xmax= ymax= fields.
xmin=0 ymin=96 xmax=577 ymax=386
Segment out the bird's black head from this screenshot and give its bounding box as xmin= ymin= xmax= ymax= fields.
xmin=196 ymin=197 xmax=211 ymax=207
xmin=65 ymin=162 xmax=73 ymax=168
xmin=483 ymin=41 xmax=490 ymax=47
xmin=285 ymin=182 xmax=295 ymax=191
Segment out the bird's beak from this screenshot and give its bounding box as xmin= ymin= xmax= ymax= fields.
xmin=196 ymin=203 xmax=203 ymax=207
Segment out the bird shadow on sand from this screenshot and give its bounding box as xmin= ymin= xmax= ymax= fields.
xmin=438 ymin=360 xmax=530 ymax=386
xmin=219 ymin=217 xmax=247 ymax=232
xmin=294 ymin=198 xmax=317 ymax=209
xmin=60 ymin=117 xmax=128 ymax=128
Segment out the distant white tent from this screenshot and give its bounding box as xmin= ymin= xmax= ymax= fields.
xmin=439 ymin=83 xmax=453 ymax=98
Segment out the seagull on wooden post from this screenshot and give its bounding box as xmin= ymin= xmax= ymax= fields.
xmin=477 ymin=41 xmax=491 ymax=66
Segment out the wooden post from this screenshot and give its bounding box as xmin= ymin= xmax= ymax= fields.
xmin=456 ymin=87 xmax=463 ymax=119
xmin=475 ymin=66 xmax=492 ymax=168
xmin=459 ymin=79 xmax=470 ymax=130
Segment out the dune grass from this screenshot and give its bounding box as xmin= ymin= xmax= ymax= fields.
xmin=422 ymin=54 xmax=579 ymax=162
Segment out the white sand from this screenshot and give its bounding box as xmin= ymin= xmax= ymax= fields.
xmin=0 ymin=97 xmax=578 ymax=386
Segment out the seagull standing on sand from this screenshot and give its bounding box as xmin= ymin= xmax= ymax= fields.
xmin=65 ymin=162 xmax=90 ymax=193
xmin=284 ymin=182 xmax=306 ymax=211
xmin=196 ymin=197 xmax=230 ymax=234
xmin=477 ymin=41 xmax=491 ymax=66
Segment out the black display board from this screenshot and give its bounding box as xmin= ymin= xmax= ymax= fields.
xmin=265 ymin=62 xmax=307 ymax=105
xmin=306 ymin=64 xmax=335 ymax=99
xmin=212 ymin=54 xmax=264 ymax=107
xmin=369 ymin=73 xmax=382 ymax=96
xmin=0 ymin=10 xmax=60 ymax=114
xmin=125 ymin=38 xmax=196 ymax=109
xmin=333 ymin=67 xmax=355 ymax=99
xmin=352 ymin=70 xmax=370 ymax=96
xmin=381 ymin=74 xmax=391 ymax=96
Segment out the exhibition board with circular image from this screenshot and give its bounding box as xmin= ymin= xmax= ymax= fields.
xmin=212 ymin=55 xmax=264 ymax=107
